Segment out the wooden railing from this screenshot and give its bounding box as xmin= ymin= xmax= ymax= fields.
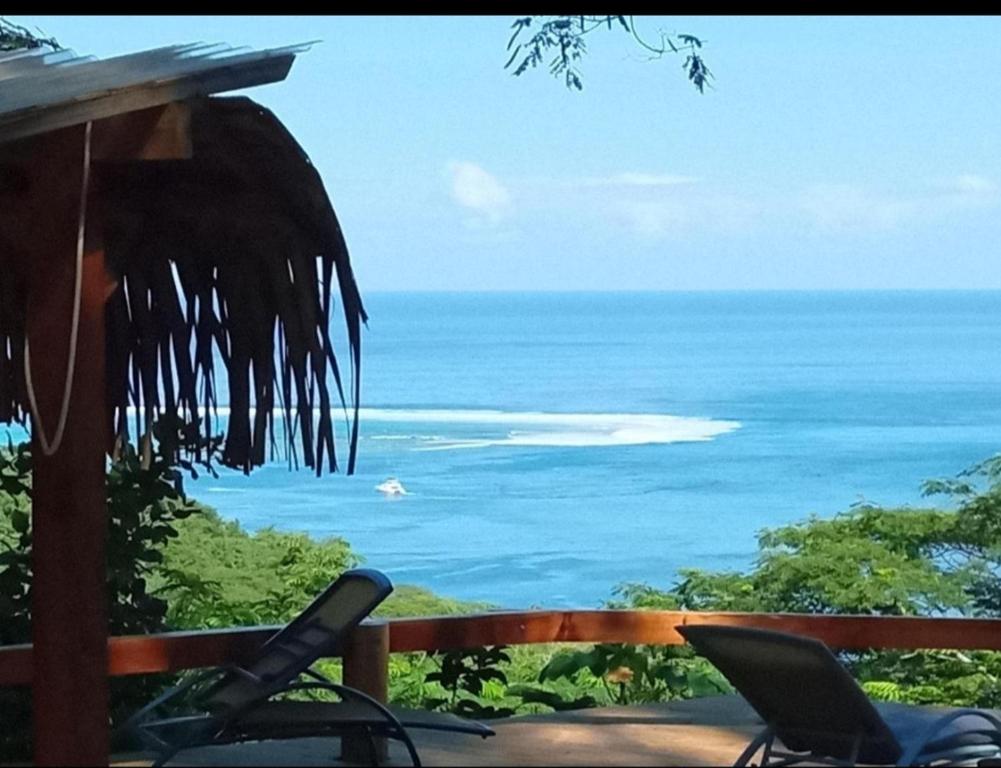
xmin=385 ymin=610 xmax=1001 ymax=653
xmin=4 ymin=610 xmax=1001 ymax=690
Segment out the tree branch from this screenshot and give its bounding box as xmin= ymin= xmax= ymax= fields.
xmin=504 ymin=15 xmax=712 ymax=93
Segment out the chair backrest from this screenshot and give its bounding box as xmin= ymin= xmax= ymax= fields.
xmin=204 ymin=568 xmax=393 ymax=711
xmin=677 ymin=624 xmax=903 ymax=765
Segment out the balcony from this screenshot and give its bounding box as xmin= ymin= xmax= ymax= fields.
xmin=4 ymin=609 xmax=1001 ymax=766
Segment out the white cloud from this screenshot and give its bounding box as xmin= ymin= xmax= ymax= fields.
xmin=515 ymin=171 xmax=752 ymax=239
xmin=614 ymin=199 xmax=691 ymax=237
xmin=443 ymin=163 xmax=999 ymax=240
xmin=799 ymin=184 xmax=919 ymax=232
xmin=950 ymin=174 xmax=997 ymax=195
xmin=799 ymin=176 xmax=1000 ymax=233
xmin=612 ymin=194 xmax=760 ymax=239
xmin=580 ymin=172 xmax=1001 ymax=238
xmin=447 ymin=161 xmax=511 ymax=225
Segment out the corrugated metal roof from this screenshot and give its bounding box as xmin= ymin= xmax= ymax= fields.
xmin=0 ymin=41 xmax=312 ymax=144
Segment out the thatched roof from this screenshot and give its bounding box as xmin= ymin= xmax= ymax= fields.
xmin=103 ymin=96 xmax=366 ymax=475
xmin=0 ymin=45 xmax=366 ymax=476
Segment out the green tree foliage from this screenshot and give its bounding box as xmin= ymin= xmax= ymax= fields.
xmin=661 ymin=459 xmax=1001 ymax=619
xmin=0 ymin=438 xmax=202 ymax=758
xmin=525 ymin=642 xmax=729 ymax=706
xmin=155 ymin=510 xmax=358 ymax=628
xmin=505 ymin=16 xmax=711 ymax=92
xmin=665 ymin=505 xmax=972 ymax=616
xmin=422 ymin=646 xmax=517 ymax=719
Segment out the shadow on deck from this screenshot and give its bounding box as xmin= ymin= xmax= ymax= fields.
xmin=115 ymin=695 xmax=763 ymax=766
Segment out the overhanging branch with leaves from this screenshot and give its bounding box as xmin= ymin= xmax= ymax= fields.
xmin=505 ymin=16 xmax=712 ymax=92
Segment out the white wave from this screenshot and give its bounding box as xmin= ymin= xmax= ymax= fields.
xmin=125 ymin=406 xmax=740 ymax=449
xmin=359 ymin=408 xmax=740 ymax=450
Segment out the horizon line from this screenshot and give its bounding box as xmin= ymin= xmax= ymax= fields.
xmin=360 ymin=287 xmax=1001 ymax=294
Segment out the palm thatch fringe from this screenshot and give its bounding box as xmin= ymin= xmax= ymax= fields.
xmin=2 ymin=96 xmax=365 ymax=475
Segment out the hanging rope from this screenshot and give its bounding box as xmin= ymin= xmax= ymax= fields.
xmin=24 ymin=120 xmax=92 ymax=456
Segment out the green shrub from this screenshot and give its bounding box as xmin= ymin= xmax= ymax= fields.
xmin=0 ymin=437 xmax=202 ymax=759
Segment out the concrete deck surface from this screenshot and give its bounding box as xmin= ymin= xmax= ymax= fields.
xmin=115 ymin=695 xmax=764 ymax=766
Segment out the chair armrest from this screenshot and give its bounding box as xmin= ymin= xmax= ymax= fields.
xmin=228 ymin=680 xmax=422 ymax=766
xmin=115 ymin=666 xmax=227 ymax=738
xmin=241 ymin=679 xmax=405 ymax=732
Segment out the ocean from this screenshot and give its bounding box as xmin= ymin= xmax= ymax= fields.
xmin=188 ymin=291 xmax=1001 ymax=608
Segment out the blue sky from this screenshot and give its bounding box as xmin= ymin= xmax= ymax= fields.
xmin=12 ymin=15 xmax=1001 ymax=290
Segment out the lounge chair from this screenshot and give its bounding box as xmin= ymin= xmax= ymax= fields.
xmin=119 ymin=568 xmax=494 ymax=766
xmin=677 ymin=624 xmax=1001 ymax=767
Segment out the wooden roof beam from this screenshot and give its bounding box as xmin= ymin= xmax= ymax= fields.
xmin=91 ymin=101 xmax=192 ymax=161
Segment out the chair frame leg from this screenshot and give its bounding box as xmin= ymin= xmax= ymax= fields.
xmin=735 ymin=727 xmax=865 ymax=768
xmin=735 ymin=727 xmax=775 ymax=767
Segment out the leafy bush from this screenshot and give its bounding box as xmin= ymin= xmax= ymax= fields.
xmin=525 ymin=642 xmax=729 ymax=707
xmin=423 ymin=646 xmax=516 ymax=719
xmin=154 ymin=510 xmax=358 ymax=629
xmin=0 ymin=437 xmax=202 ymax=759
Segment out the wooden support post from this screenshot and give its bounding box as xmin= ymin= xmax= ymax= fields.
xmin=24 ymin=124 xmax=110 ymax=767
xmin=1 ymin=104 xmax=193 ymax=767
xmin=340 ymin=620 xmax=391 ymax=764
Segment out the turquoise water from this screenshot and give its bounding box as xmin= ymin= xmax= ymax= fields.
xmin=189 ymin=291 xmax=1001 ymax=608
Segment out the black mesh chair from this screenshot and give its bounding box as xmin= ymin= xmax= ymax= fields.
xmin=678 ymin=624 xmax=1001 ymax=767
xmin=119 ymin=569 xmax=493 ymax=766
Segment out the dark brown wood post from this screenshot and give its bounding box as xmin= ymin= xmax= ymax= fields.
xmin=341 ymin=620 xmax=391 ymax=763
xmin=5 ymin=104 xmax=192 ymax=766
xmin=23 ymin=123 xmax=110 ymax=766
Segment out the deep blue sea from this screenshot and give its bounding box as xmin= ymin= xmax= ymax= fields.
xmin=187 ymin=291 xmax=1001 ymax=609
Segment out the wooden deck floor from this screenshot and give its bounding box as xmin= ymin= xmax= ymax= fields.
xmin=116 ymin=695 xmax=765 ymax=766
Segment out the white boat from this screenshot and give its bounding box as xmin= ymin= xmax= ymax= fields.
xmin=375 ymin=477 xmax=408 ymax=496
